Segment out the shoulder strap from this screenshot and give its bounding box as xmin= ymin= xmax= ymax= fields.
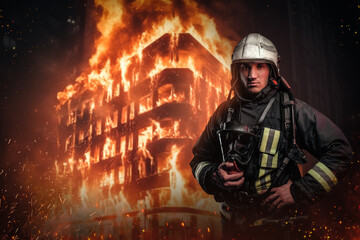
xmin=282 ymin=92 xmax=294 ymax=139
xmin=257 ymin=96 xmax=276 ymax=125
xmin=225 ymin=98 xmax=236 ymax=122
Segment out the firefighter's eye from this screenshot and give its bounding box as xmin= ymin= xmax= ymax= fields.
xmin=257 ymin=64 xmax=265 ymax=69
xmin=240 ymin=65 xmax=250 ymax=71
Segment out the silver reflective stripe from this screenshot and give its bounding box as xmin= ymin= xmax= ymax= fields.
xmin=307 ymin=162 xmax=338 ymax=193
xmin=194 ymin=161 xmax=213 ymax=182
xmin=220 ymin=202 xmax=232 ymax=220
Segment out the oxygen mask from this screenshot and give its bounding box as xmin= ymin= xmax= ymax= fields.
xmin=217 ymin=120 xmax=257 ymax=171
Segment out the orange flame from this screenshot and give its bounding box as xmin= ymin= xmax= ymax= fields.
xmin=103 ymin=137 xmax=116 ymax=160
xmin=57 ymin=0 xmax=234 ymax=107
xmin=168 ymin=145 xmax=186 ymax=205
xmin=54 ymin=0 xmax=233 ymax=237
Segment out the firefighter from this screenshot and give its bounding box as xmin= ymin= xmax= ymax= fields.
xmin=190 ymin=33 xmax=353 ymax=239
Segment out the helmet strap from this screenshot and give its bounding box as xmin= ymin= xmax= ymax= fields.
xmin=268 ymin=64 xmax=279 ymax=88
xmin=227 ymin=77 xmax=240 ymax=101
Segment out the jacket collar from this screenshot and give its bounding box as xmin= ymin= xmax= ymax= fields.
xmin=237 ymin=84 xmax=279 ymax=104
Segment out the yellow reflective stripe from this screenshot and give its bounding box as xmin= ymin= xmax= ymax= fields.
xmin=260 ymin=154 xmax=269 ymax=168
xmin=255 ymin=168 xmax=272 ymax=193
xmin=308 ymin=169 xmax=331 ymax=193
xmin=255 ymin=178 xmax=262 ymax=193
xmin=260 ymin=128 xmax=280 ymax=154
xmin=256 ymin=127 xmax=281 ymax=194
xmin=260 ymin=128 xmax=270 ymax=152
xmin=255 ymin=176 xmax=271 ymax=193
xmin=260 ymin=153 xmax=278 ymax=168
xmin=308 ymin=162 xmax=338 ymax=193
xmin=269 ymin=130 xmax=280 ymax=155
xmin=194 ymin=161 xmax=212 ymax=182
xmin=258 ymin=167 xmax=266 ymax=178
xmin=265 ymin=174 xmax=271 ymax=187
xmin=271 ymin=153 xmax=278 ymax=168
xmin=316 ymin=162 xmax=338 ymax=185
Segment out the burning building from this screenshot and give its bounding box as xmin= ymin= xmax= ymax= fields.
xmin=55 ymin=32 xmax=230 ymax=239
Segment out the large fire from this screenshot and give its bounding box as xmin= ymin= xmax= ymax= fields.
xmin=53 ymin=0 xmax=232 ymax=238
xmin=1 ymin=1 xmax=358 ymax=240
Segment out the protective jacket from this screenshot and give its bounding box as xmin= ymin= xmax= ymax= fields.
xmin=190 ymin=84 xmax=353 ymax=221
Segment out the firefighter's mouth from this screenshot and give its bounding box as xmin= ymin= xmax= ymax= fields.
xmin=247 ymin=81 xmax=259 ymax=88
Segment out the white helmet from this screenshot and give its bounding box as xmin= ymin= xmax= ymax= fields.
xmin=231 ymin=33 xmax=280 ymax=77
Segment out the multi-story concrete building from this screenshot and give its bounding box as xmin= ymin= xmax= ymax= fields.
xmin=55 ymin=32 xmax=229 ymax=239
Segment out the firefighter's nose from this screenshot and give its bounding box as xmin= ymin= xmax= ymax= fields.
xmin=248 ymin=66 xmax=257 ymax=79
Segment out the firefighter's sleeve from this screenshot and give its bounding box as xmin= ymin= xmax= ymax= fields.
xmin=189 ymin=103 xmax=226 ymax=195
xmin=290 ymin=100 xmax=353 ymax=203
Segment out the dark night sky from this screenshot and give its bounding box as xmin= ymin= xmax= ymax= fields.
xmin=0 ymin=0 xmax=359 ymax=237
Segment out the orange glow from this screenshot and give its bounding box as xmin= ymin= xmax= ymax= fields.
xmin=139 ymin=95 xmax=153 ymax=114
xmin=105 ymin=110 xmax=118 ymax=132
xmin=138 ymin=126 xmax=153 ymax=148
xmin=102 ymin=137 xmax=116 ymax=160
xmin=100 ymin=171 xmax=115 ymax=187
xmin=56 ymin=0 xmax=233 ymax=108
xmin=168 ymin=145 xmax=186 ymax=205
xmin=54 ymin=0 xmax=232 ymax=238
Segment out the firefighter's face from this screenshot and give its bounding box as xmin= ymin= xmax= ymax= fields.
xmin=239 ymin=62 xmax=270 ymax=94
